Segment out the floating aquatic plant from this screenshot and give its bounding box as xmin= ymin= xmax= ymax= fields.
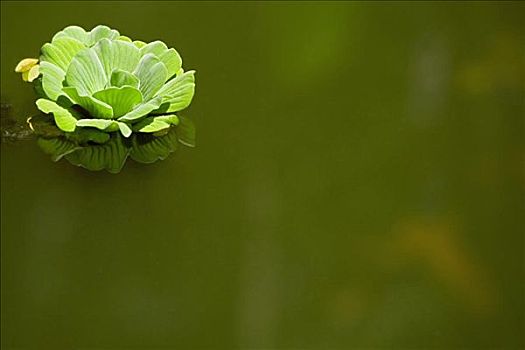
xmin=16 ymin=24 xmax=196 ymax=173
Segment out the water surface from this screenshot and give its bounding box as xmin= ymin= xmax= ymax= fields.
xmin=1 ymin=1 xmax=524 ymax=349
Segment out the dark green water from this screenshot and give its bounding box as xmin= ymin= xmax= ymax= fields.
xmin=1 ymin=1 xmax=524 ymax=349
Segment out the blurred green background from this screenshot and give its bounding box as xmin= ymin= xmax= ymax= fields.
xmin=1 ymin=1 xmax=524 ymax=349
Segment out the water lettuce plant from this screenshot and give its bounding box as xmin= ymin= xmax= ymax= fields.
xmin=16 ymin=25 xmax=196 ymax=173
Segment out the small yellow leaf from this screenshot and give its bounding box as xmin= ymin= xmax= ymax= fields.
xmin=22 ymin=70 xmax=30 ymax=81
xmin=15 ymin=58 xmax=39 ymax=73
xmin=27 ymin=65 xmax=40 ymax=82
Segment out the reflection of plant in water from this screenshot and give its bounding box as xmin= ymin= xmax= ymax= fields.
xmin=14 ymin=25 xmax=196 ymax=173
xmin=1 ymin=103 xmax=33 ymax=142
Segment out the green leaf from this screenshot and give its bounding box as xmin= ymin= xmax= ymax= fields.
xmin=65 ymin=133 xmax=129 ymax=173
xmin=159 ymin=48 xmax=182 ymax=79
xmin=76 ymin=118 xmax=117 ymax=131
xmin=132 ymin=117 xmax=171 ymax=133
xmin=134 ymin=54 xmax=168 ymax=100
xmin=110 ymin=69 xmax=139 ymax=88
xmin=155 ymin=115 xmax=179 ymax=125
xmin=140 ymin=40 xmax=168 ymax=57
xmin=74 ymin=119 xmax=131 ymax=138
xmin=63 ymin=87 xmax=114 ymax=119
xmin=38 ymin=137 xmax=80 ymax=161
xmin=117 ymin=122 xmax=132 ymax=138
xmin=176 ymin=115 xmax=196 ymax=147
xmin=39 ymin=61 xmax=66 ymax=100
xmin=154 ymin=70 xmax=195 ymax=113
xmin=130 ymin=127 xmax=178 ymax=164
xmin=63 ymin=89 xmax=113 ymax=119
xmin=118 ymin=96 xmax=162 ymax=122
xmin=89 ymin=25 xmax=120 ymax=46
xmin=66 ymin=47 xmax=107 ymax=95
xmin=139 ymin=41 xmax=182 ymax=79
xmin=40 ymin=37 xmax=86 ymax=71
xmin=131 ymin=114 xmax=178 ymax=133
xmin=94 ymin=38 xmax=141 ymax=79
xmin=93 ymin=86 xmax=143 ymax=118
xmin=35 ymin=99 xmax=77 ymax=132
xmin=52 ymin=26 xmax=89 ymax=45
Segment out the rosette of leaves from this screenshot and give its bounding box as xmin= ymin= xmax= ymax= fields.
xmin=16 ymin=25 xmax=196 ymax=173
